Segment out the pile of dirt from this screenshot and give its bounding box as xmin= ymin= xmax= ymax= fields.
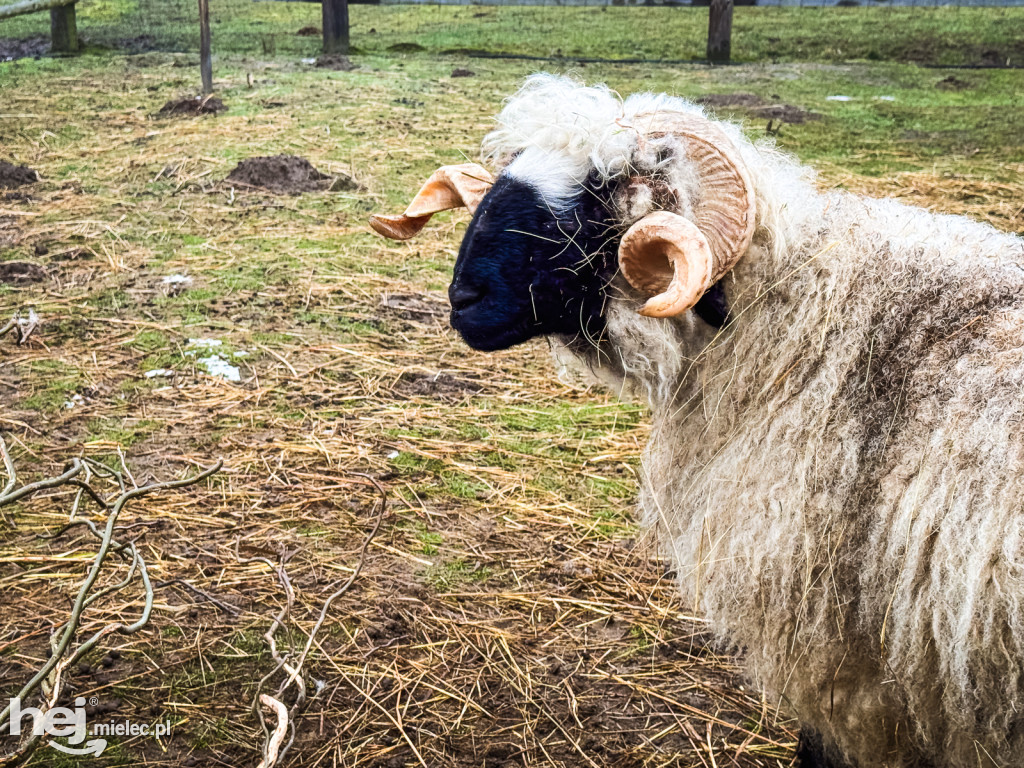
xmin=0 ymin=261 xmax=46 ymax=285
xmin=315 ymin=54 xmax=356 ymax=71
xmin=0 ymin=37 xmax=49 ymax=63
xmin=158 ymin=96 xmax=227 ymax=116
xmin=979 ymin=48 xmax=1010 ymax=67
xmin=225 ymin=155 xmax=331 ymax=194
xmin=387 ymin=42 xmax=425 ymax=53
xmin=936 ymin=75 xmax=973 ymax=91
xmin=296 ymin=26 xmax=320 ymax=37
xmin=0 ymin=161 xmax=38 ymax=189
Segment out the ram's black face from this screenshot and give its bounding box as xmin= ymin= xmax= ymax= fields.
xmin=448 ymin=175 xmax=619 ymax=352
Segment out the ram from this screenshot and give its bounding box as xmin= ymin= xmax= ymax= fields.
xmin=370 ymin=74 xmax=1024 ymax=768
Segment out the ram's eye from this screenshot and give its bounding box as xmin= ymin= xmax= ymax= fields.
xmin=540 ymin=218 xmax=560 ymax=234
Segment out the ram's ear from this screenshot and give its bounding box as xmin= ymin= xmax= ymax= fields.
xmin=369 ymin=163 xmax=494 ymax=240
xmin=617 ymin=211 xmax=715 ymax=318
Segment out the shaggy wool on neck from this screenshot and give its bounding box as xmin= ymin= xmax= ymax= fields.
xmin=517 ymin=75 xmax=1024 ymax=768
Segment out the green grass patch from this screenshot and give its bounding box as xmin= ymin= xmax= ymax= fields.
xmin=4 ymin=4 xmax=1023 ymax=66
xmin=85 ymin=417 xmax=160 ymax=447
xmin=20 ymin=360 xmax=84 ymax=414
xmin=424 ymin=557 xmax=493 ymax=592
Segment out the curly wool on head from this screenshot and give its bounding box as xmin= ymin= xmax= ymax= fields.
xmin=481 ymin=74 xmax=814 ymax=259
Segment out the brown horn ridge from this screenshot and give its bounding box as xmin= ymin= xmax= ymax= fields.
xmin=617 ymin=115 xmax=756 ymax=317
xmin=369 ymin=163 xmax=494 ymax=241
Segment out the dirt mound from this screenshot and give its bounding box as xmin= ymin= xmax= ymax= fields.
xmin=0 ymin=161 xmax=38 ymax=189
xmin=695 ymin=92 xmax=765 ymax=108
xmin=0 ymin=261 xmax=46 ymax=284
xmin=979 ymin=48 xmax=1009 ymax=67
xmin=936 ymin=75 xmax=973 ymax=91
xmin=158 ymin=96 xmax=227 ymax=116
xmin=296 ymin=26 xmax=320 ymax=37
xmin=387 ymin=42 xmax=425 ymax=53
xmin=225 ymin=155 xmax=331 ymax=195
xmin=0 ymin=37 xmax=49 ymax=63
xmin=315 ymin=54 xmax=356 ymax=71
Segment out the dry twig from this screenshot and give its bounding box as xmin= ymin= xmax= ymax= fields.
xmin=0 ymin=437 xmax=220 ymax=767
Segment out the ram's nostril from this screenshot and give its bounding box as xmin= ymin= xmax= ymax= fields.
xmin=449 ymin=283 xmax=485 ymax=311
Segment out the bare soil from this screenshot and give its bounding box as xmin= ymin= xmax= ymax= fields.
xmin=394 ymin=371 xmax=484 ymax=401
xmin=0 ymin=161 xmax=39 ymax=189
xmin=0 ymin=261 xmax=46 ymax=284
xmin=316 ymin=54 xmax=357 ymax=71
xmin=0 ymin=36 xmax=48 ymax=63
xmin=225 ymin=155 xmax=332 ymax=194
xmin=158 ymin=95 xmax=227 ymax=116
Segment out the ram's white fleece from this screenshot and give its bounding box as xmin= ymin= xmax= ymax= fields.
xmin=488 ymin=74 xmax=1024 ymax=767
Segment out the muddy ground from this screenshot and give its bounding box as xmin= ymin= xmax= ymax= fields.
xmin=158 ymin=95 xmax=228 ymax=116
xmin=0 ymin=161 xmax=39 ymax=189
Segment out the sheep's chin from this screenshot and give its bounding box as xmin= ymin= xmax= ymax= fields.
xmin=450 ymin=309 xmax=536 ymax=352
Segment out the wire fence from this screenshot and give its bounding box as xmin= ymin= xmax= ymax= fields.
xmin=1 ymin=0 xmax=322 ymax=56
xmin=1 ymin=0 xmax=1022 ymax=62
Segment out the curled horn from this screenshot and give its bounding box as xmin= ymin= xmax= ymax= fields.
xmin=369 ymin=163 xmax=494 ymax=241
xmin=617 ymin=118 xmax=756 ymax=318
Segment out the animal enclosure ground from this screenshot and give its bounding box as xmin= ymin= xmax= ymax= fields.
xmin=0 ymin=45 xmax=1022 ymax=768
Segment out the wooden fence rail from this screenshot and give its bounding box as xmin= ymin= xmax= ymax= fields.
xmin=0 ymin=0 xmax=78 ymax=52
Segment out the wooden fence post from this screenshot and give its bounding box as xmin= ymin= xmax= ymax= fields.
xmin=706 ymin=0 xmax=733 ymax=63
xmin=49 ymin=1 xmax=77 ymax=53
xmin=322 ymin=0 xmax=349 ymax=55
xmin=198 ymin=0 xmax=213 ymax=94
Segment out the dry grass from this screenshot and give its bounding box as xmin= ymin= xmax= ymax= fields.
xmin=825 ymin=164 xmax=1024 ymax=233
xmin=1 ymin=52 xmax=1021 ymax=768
xmin=0 ymin=297 xmax=799 ymax=767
